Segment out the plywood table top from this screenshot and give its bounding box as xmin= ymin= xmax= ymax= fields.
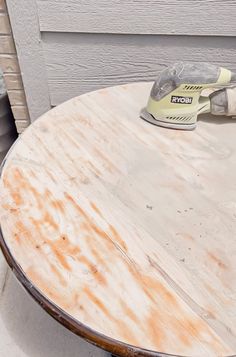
xmin=0 ymin=83 xmax=235 ymax=357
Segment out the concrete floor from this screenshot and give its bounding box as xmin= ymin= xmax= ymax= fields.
xmin=0 ymin=251 xmax=109 ymax=357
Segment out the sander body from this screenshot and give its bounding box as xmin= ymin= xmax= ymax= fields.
xmin=141 ymin=62 xmax=236 ymax=130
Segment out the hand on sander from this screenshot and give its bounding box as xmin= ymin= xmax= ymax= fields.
xmin=141 ymin=62 xmax=236 ymax=130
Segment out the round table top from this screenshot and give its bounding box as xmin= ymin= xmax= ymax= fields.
xmin=0 ymin=83 xmax=235 ymax=357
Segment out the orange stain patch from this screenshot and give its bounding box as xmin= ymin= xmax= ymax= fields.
xmin=182 ymin=233 xmax=194 ymax=241
xmin=56 ymin=235 xmax=81 ymax=256
xmin=90 ymin=223 xmax=113 ymax=246
xmin=119 ymin=300 xmax=139 ymax=324
xmin=3 ymin=171 xmax=23 ymax=205
xmin=146 ymin=307 xmax=166 ymax=349
xmin=12 ymin=168 xmax=23 ymax=180
xmin=90 ymin=244 xmax=110 ymax=272
xmin=90 ymin=202 xmax=103 ymax=218
xmin=47 ymin=235 xmax=81 ymax=271
xmin=51 ymin=199 xmax=65 ymax=213
xmin=79 ymin=255 xmax=107 ymax=285
xmin=50 ymin=264 xmax=67 ymax=286
xmin=8 ymin=167 xmax=65 ymax=218
xmin=12 ymin=192 xmax=23 ymax=205
xmin=50 ymin=235 xmax=82 ymax=268
xmin=2 ymin=203 xmax=11 ymax=210
xmin=44 ymin=189 xmax=52 ymax=199
xmin=206 ymin=310 xmax=216 ymax=319
xmin=168 ymin=315 xmax=223 ymax=351
xmin=108 ymin=224 xmax=127 ymax=252
xmin=14 ymin=232 xmax=20 ymax=243
xmin=115 ymin=320 xmax=140 ymax=346
xmin=180 ymin=318 xmax=205 ymax=340
xmin=27 ymin=268 xmax=71 ymax=311
xmin=207 ymin=251 xmax=228 ymax=270
xmin=141 ymin=275 xmax=178 ymax=307
xmin=50 ymin=245 xmax=71 ymax=271
xmin=15 ymin=221 xmax=33 ymax=244
xmin=171 ymin=320 xmax=192 ymax=348
xmin=83 ymin=286 xmax=112 ymax=318
xmin=65 ymin=193 xmax=116 ymax=254
xmin=6 ymin=167 xmax=43 ymax=209
xmin=29 ymin=214 xmax=73 ymax=272
xmin=177 ymin=330 xmax=192 ymax=348
xmin=2 ymin=203 xmax=18 ymax=213
xmin=65 ymin=193 xmax=86 ymax=216
xmin=43 ymin=212 xmax=59 ymax=230
xmin=9 ymin=207 xmax=18 ymax=213
xmin=82 ymin=287 xmax=140 ymax=346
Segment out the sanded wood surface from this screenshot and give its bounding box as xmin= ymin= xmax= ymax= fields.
xmin=37 ymin=0 xmax=236 ymax=36
xmin=43 ymin=33 xmax=236 ymax=106
xmin=0 ymin=252 xmax=109 ymax=357
xmin=0 ymin=83 xmax=236 ymax=356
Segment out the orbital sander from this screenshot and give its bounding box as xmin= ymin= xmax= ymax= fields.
xmin=141 ymin=62 xmax=236 ymax=130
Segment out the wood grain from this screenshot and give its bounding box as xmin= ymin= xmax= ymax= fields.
xmin=42 ymin=33 xmax=236 ymax=106
xmin=0 ymin=83 xmax=235 ymax=356
xmin=37 ymin=0 xmax=236 ymax=36
xmin=6 ymin=0 xmax=51 ymax=121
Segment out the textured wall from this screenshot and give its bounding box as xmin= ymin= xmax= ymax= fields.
xmin=0 ymin=0 xmax=29 ymax=133
xmin=39 ymin=0 xmax=236 ymax=107
xmin=5 ymin=0 xmax=236 ymax=125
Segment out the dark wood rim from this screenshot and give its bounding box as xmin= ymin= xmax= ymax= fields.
xmin=0 ymin=135 xmax=234 ymax=357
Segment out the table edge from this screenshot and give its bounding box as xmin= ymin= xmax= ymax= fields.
xmin=0 ymin=225 xmax=185 ymax=357
xmin=0 ymin=150 xmax=184 ymax=357
xmin=0 ymin=83 xmax=235 ymax=357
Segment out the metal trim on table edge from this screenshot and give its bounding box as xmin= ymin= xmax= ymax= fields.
xmin=0 ymin=123 xmax=234 ymax=357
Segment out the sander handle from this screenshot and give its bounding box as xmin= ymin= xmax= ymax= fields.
xmin=210 ymin=87 xmax=236 ymax=116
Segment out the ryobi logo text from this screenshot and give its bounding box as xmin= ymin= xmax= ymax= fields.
xmin=171 ymin=96 xmax=193 ymax=104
